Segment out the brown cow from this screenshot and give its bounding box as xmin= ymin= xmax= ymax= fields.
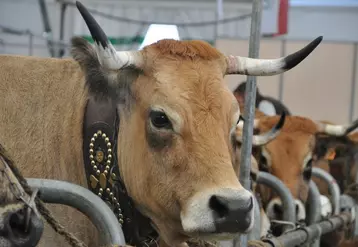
xmin=235 ymin=115 xmax=358 ymax=236
xmin=0 ymin=2 xmax=323 ymax=246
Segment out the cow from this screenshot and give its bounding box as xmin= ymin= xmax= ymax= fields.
xmin=313 ymin=120 xmax=358 ymax=197
xmin=0 ymin=1 xmax=323 ymax=246
xmin=233 ymin=81 xmax=291 ymax=116
xmin=235 ymin=114 xmax=358 ymax=236
xmin=0 ymin=143 xmax=44 ymax=247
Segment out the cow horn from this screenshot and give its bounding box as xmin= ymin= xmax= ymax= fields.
xmin=235 ymin=112 xmax=286 ymax=146
xmin=317 ymin=118 xmax=358 ymax=136
xmin=225 ymin=36 xmax=323 ymax=76
xmin=75 ymin=1 xmax=143 ymax=69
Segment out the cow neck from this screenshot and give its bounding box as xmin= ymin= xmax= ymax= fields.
xmin=82 ymin=97 xmax=159 ymax=246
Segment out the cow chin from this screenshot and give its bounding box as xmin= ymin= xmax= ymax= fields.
xmin=180 ymin=187 xmax=255 ymax=238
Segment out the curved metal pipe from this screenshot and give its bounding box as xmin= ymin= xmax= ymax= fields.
xmin=247 ymin=195 xmax=262 ymax=241
xmin=256 ymin=172 xmax=296 ymax=227
xmin=26 ymin=178 xmax=125 ymax=246
xmin=307 ymin=180 xmax=322 ymax=225
xmin=312 ymin=167 xmax=340 ymax=215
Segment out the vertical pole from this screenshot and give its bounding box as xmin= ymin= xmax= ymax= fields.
xmin=237 ymin=0 xmax=263 ymax=246
xmin=214 ymin=0 xmax=224 ymax=46
xmin=349 ymin=43 xmax=357 ymax=122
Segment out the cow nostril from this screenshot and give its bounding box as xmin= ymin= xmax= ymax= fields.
xmin=209 ymin=195 xmax=229 ymax=218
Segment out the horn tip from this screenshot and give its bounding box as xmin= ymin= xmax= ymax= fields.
xmin=276 ymin=112 xmax=286 ymax=130
xmin=283 ymin=35 xmax=323 ymax=71
xmin=75 ymin=0 xmax=109 ymax=49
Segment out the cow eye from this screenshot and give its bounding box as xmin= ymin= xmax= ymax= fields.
xmin=149 ymin=110 xmax=172 ymax=129
xmin=303 ymin=159 xmax=313 ymax=180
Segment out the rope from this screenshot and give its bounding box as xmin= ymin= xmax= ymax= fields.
xmin=0 ymin=144 xmax=87 ymax=247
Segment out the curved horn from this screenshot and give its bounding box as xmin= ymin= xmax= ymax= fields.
xmin=235 ymin=112 xmax=286 ymax=146
xmin=316 ymin=118 xmax=358 ymax=136
xmin=75 ymin=1 xmax=143 ymax=69
xmin=226 ymin=36 xmax=323 ymax=76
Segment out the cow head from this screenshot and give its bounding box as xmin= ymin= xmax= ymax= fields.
xmin=313 ymin=120 xmax=358 ymax=194
xmin=71 ymin=1 xmax=322 ymax=244
xmin=236 ymin=116 xmax=358 ymax=233
xmin=0 ymin=144 xmax=43 ymax=247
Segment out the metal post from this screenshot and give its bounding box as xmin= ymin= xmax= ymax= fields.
xmin=312 ymin=167 xmax=341 ymax=215
xmin=238 ymin=0 xmax=263 ymax=246
xmin=214 ymin=0 xmax=223 ymax=46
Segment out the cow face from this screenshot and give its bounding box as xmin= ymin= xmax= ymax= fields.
xmin=239 ymin=116 xmax=358 ymax=234
xmin=71 ymin=1 xmax=322 ymax=244
xmin=0 ymin=144 xmax=43 ymax=247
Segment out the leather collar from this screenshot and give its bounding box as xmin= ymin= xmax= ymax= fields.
xmin=82 ymin=97 xmax=158 ymax=246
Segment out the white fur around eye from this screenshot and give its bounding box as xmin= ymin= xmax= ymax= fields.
xmin=303 ymin=153 xmax=313 ymax=168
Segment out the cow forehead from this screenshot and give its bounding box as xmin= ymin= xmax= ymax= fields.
xmin=258 ymin=116 xmax=318 ymax=168
xmin=139 ymin=59 xmax=239 ymax=124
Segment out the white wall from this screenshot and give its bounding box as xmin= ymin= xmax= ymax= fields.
xmin=1 ymin=0 xmax=358 ymax=56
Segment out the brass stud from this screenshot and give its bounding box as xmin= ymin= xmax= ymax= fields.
xmin=89 ymin=143 xmax=94 ymax=148
xmin=102 ymin=133 xmax=107 ymax=138
xmin=98 ymin=192 xmax=102 ymax=197
xmin=90 ymin=137 xmax=95 ymax=142
xmin=93 ymin=165 xmax=98 ymax=171
xmin=105 ymin=137 xmax=109 ymax=143
xmin=89 ymin=154 xmax=94 ymax=160
xmin=113 ymin=197 xmax=117 ymax=202
xmin=99 ymin=188 xmax=103 ymax=193
xmin=118 ymin=208 xmax=122 ymax=213
xmin=91 ymin=160 xmax=95 ymax=166
xmin=111 ymin=173 xmax=116 ymax=179
xmin=96 ymin=170 xmax=100 ymax=176
xmin=106 ymin=188 xmax=110 ymax=193
xmin=105 ymin=165 xmax=110 ymax=171
xmin=89 ymin=149 xmax=94 ymax=154
xmin=108 ymin=149 xmax=112 ymax=154
xmin=107 ymin=142 xmax=111 ymax=148
xmin=116 ymin=203 xmax=120 ymax=207
xmin=94 ymin=133 xmax=98 ymax=139
xmin=97 ymin=130 xmax=102 ymax=135
xmin=119 ymin=219 xmax=124 ymax=224
xmin=104 ymin=170 xmax=108 ymax=175
xmin=106 ymin=160 xmax=111 ymax=165
xmin=109 ymin=193 xmax=114 ymax=198
xmin=107 ymin=154 xmax=112 ymax=160
xmin=119 ymin=214 xmax=123 ymax=219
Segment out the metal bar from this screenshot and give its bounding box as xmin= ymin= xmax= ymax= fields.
xmin=238 ymin=1 xmax=263 ymax=245
xmin=307 ymin=180 xmax=322 ymax=225
xmin=307 ymin=181 xmax=322 ymax=247
xmin=27 ymin=178 xmax=126 ymax=246
xmin=38 ymin=0 xmax=55 ymax=57
xmin=254 ymin=212 xmax=352 ymax=247
xmin=28 ymin=33 xmax=34 ymax=56
xmin=278 ymin=39 xmax=286 ymax=101
xmin=58 ymin=2 xmax=68 ymax=57
xmin=214 ymin=0 xmax=223 ymax=45
xmin=247 ymin=196 xmax=262 ymax=241
xmin=256 ymin=172 xmax=296 ymax=225
xmin=312 ymin=167 xmax=341 ymax=215
xmin=349 ymin=43 xmax=357 ymax=122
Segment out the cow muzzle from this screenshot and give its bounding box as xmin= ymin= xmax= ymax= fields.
xmin=180 ymin=188 xmax=254 ymax=238
xmin=0 ymin=207 xmax=44 ymax=247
